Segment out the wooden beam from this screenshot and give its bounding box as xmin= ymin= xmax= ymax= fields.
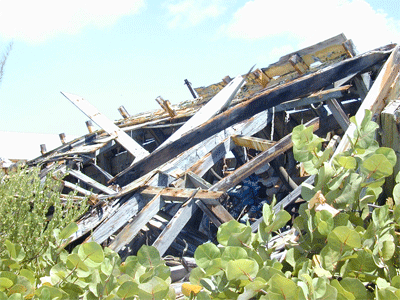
xmin=325 ymin=99 xmax=350 ymax=131
xmin=152 ymin=190 xmax=199 ymax=256
xmin=61 ymin=92 xmax=149 ymax=159
xmin=139 ymin=186 xmax=225 ymax=206
xmin=332 ymin=45 xmax=400 ymax=158
xmin=67 ymin=169 xmax=115 ymax=195
xmin=115 ymin=49 xmax=390 ymax=186
xmin=87 ymin=193 xmax=143 ymax=245
xmin=231 ymin=135 xmax=275 ymax=152
xmin=109 ymin=193 xmax=164 ymax=252
xmin=381 ymin=100 xmax=400 ymax=197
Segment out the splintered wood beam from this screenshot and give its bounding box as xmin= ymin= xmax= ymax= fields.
xmin=332 ymin=45 xmax=400 ymax=158
xmin=62 ymin=180 xmax=96 ymax=197
xmin=325 ymin=99 xmax=350 ymax=131
xmin=231 ymin=135 xmax=275 ymax=152
xmin=61 ymin=92 xmax=149 ymax=159
xmin=67 ymin=169 xmax=116 ymax=195
xmin=275 ymin=85 xmax=352 ymax=112
xmin=87 ymin=193 xmax=143 ymax=245
xmin=139 ymin=186 xmax=225 ymax=206
xmin=187 ymin=137 xmax=233 ymax=177
xmin=195 ymin=200 xmax=222 ymax=227
xmin=210 ymin=118 xmax=320 ymax=192
xmin=109 ymin=193 xmax=164 ymax=252
xmin=152 ymin=190 xmax=199 ymax=256
xmin=115 ymin=49 xmax=390 ymax=186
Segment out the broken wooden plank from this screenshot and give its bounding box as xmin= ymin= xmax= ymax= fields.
xmin=139 ymin=186 xmax=225 ymax=206
xmin=61 ymin=92 xmax=149 ymax=159
xmin=115 ymin=48 xmax=390 ymax=186
xmin=231 ymin=135 xmax=275 ymax=152
xmin=67 ymin=169 xmax=115 ymax=195
xmin=156 ymin=71 xmax=249 ymax=149
xmin=325 ymin=99 xmax=350 ymax=131
xmin=332 ymin=45 xmax=400 ymax=158
xmin=108 ymin=193 xmax=164 ymax=252
xmin=152 ymin=189 xmax=199 ymax=256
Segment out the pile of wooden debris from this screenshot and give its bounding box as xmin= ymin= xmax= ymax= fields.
xmin=26 ymin=34 xmax=400 ymax=281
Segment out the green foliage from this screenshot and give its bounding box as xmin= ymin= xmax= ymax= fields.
xmin=187 ymin=110 xmax=400 ymax=299
xmin=0 ymin=166 xmax=88 ymax=272
xmin=0 ymin=233 xmax=175 ymax=299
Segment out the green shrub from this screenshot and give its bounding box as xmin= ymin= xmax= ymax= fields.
xmin=0 ymin=166 xmax=88 ymax=272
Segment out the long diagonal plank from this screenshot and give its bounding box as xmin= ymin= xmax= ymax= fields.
xmin=61 ymin=92 xmax=149 ymax=159
xmin=115 ymin=49 xmax=391 ymax=185
xmin=108 ymin=192 xmax=164 ymax=252
xmin=152 ymin=190 xmax=199 ymax=256
xmin=67 ymin=169 xmax=115 ymax=195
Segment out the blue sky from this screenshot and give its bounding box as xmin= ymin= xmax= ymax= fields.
xmin=0 ymin=0 xmax=399 ymax=138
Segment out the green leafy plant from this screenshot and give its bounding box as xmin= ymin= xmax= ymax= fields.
xmin=0 ymin=165 xmax=87 ymax=273
xmin=0 ymin=225 xmax=175 ymax=299
xmin=186 ymin=110 xmax=400 ymax=299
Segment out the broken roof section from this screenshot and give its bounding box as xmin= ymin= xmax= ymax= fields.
xmin=27 ymin=33 xmax=400 ymax=259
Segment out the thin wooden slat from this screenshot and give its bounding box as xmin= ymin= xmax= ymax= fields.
xmin=67 ymin=169 xmax=116 ymax=195
xmin=61 ymin=92 xmax=149 ymax=159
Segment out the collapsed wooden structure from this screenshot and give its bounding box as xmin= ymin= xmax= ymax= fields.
xmin=27 ymin=34 xmax=400 ymax=263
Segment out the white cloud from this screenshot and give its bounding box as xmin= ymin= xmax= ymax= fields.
xmin=220 ymin=0 xmax=400 ymax=53
xmin=0 ymin=0 xmax=145 ymax=44
xmin=165 ymin=0 xmax=227 ymax=28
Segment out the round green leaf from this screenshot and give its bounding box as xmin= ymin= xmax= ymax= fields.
xmin=221 ymin=246 xmax=247 ymax=263
xmin=0 ymin=277 xmax=13 ymax=289
xmin=137 ymin=245 xmax=162 ymax=268
xmin=362 ymin=154 xmax=393 ymax=179
xmin=327 ymin=226 xmax=361 ymax=252
xmin=217 ymin=220 xmax=251 ymax=246
xmin=336 ymin=156 xmax=357 ymax=170
xmin=78 ymin=242 xmax=104 ymax=267
xmin=194 ymin=243 xmax=221 ymax=269
xmin=268 ymin=273 xmax=298 ymax=299
xmin=226 ymin=259 xmax=258 ymax=281
xmin=117 ymin=281 xmax=139 ymax=298
xmin=138 ymin=276 xmax=169 ymax=300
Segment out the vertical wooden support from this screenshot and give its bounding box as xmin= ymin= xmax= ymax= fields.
xmin=155 ymin=96 xmax=177 ymax=118
xmin=59 ymin=133 xmax=66 ymax=144
xmin=325 ymin=99 xmax=350 ymax=131
xmin=289 ymin=54 xmax=308 ymax=75
xmin=40 ymin=144 xmax=47 ymax=155
xmin=254 ymin=69 xmax=270 ymax=88
xmin=118 ymin=106 xmax=130 ymax=119
xmin=86 ymin=120 xmax=94 ymax=133
xmin=381 ymin=100 xmax=400 ymax=197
